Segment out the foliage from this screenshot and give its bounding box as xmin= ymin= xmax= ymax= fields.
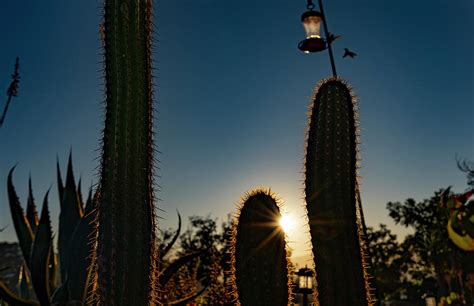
xmin=160 ymin=214 xmax=232 ymax=305
xmin=0 ymin=155 xmax=96 ymax=305
xmin=385 ymin=188 xmax=474 ymax=302
xmin=304 ymin=77 xmax=373 ymax=305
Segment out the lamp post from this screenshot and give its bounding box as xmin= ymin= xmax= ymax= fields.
xmin=296 ymin=267 xmax=314 ymax=306
xmin=298 ymin=0 xmax=337 ymax=77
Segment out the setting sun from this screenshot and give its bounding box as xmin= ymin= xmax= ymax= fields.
xmin=279 ymin=215 xmax=296 ymax=234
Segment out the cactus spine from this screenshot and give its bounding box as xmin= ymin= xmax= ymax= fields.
xmin=95 ymin=0 xmax=158 ymax=304
xmin=304 ymin=77 xmax=373 ymax=305
xmin=229 ymin=189 xmax=292 ymax=306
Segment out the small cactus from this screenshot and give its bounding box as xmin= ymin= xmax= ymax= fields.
xmin=229 ymin=189 xmax=292 ymax=306
xmin=304 ymin=77 xmax=373 ymax=305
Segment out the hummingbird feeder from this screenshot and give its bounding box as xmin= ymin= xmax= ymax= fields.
xmin=298 ymin=9 xmax=326 ymax=53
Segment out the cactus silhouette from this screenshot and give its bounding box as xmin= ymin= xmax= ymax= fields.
xmin=229 ymin=189 xmax=292 ymax=306
xmin=94 ymin=0 xmax=158 ymax=304
xmin=304 ymin=77 xmax=373 ymax=305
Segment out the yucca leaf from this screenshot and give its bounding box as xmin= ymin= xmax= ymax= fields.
xmin=0 ymin=281 xmax=37 ymax=306
xmin=7 ymin=167 xmax=34 ymax=267
xmin=26 ymin=176 xmax=39 ymax=234
xmin=58 ymin=153 xmax=84 ymax=282
xmin=159 ymin=251 xmax=203 ymax=287
xmin=30 ymin=191 xmax=53 ymax=306
xmin=160 ymin=211 xmax=181 ymax=260
xmin=66 ymin=192 xmax=97 ymax=302
xmin=168 ymin=284 xmax=209 ymax=305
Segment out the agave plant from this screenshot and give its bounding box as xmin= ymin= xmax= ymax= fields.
xmin=0 ymin=154 xmax=96 ymax=305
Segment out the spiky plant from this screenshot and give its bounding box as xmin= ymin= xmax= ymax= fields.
xmin=304 ymin=77 xmax=373 ymax=305
xmin=0 ymin=156 xmax=96 ymax=305
xmin=92 ymin=0 xmax=158 ymax=304
xmin=228 ymin=189 xmax=292 ymax=306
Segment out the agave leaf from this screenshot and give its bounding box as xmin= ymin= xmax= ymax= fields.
xmin=168 ymin=284 xmax=209 ymax=305
xmin=50 ymin=279 xmax=69 ymax=305
xmin=0 ymin=281 xmax=38 ymax=306
xmin=58 ymin=153 xmax=84 ymax=282
xmin=159 ymin=251 xmax=203 ymax=287
xmin=48 ymin=248 xmax=59 ymax=295
xmin=30 ymin=191 xmax=53 ymax=306
xmin=77 ymin=178 xmax=84 ymax=211
xmin=160 ymin=210 xmax=182 ymax=260
xmin=7 ymin=167 xmax=34 ymax=266
xmin=66 ymin=194 xmax=97 ymax=302
xmin=18 ymin=263 xmax=32 ymax=299
xmin=26 ymin=176 xmax=39 ymax=233
xmin=56 ymin=157 xmax=64 ymax=203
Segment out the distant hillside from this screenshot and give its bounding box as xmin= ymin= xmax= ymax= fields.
xmin=0 ymin=242 xmax=23 ymax=294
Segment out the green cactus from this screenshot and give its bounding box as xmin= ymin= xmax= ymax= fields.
xmin=229 ymin=189 xmax=292 ymax=306
xmin=93 ymin=0 xmax=158 ymax=304
xmin=1 ymin=156 xmax=96 ymax=305
xmin=304 ymin=77 xmax=373 ymax=305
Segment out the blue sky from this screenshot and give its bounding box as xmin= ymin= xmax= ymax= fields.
xmin=0 ymin=0 xmax=472 ymax=263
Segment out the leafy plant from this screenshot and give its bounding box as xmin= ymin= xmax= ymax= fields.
xmin=0 ymin=155 xmax=96 ymax=305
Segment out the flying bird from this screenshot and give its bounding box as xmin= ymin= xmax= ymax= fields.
xmin=327 ymin=33 xmax=341 ymax=44
xmin=343 ymin=48 xmax=357 ymax=59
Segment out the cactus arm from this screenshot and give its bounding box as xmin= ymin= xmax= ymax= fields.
xmin=230 ymin=189 xmax=291 ymax=306
xmin=7 ymin=167 xmax=34 ymax=267
xmin=304 ymin=78 xmax=373 ymax=305
xmin=29 ymin=191 xmax=53 ymax=306
xmin=95 ymin=0 xmax=157 ymax=304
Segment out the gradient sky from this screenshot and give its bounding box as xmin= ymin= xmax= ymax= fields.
xmin=0 ymin=0 xmax=472 ymax=264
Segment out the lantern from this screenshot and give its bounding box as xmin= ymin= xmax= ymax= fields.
xmin=296 ymin=267 xmax=314 ymax=306
xmin=298 ymin=10 xmax=326 ymax=53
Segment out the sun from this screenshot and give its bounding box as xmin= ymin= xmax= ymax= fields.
xmin=279 ymin=214 xmax=296 ymax=234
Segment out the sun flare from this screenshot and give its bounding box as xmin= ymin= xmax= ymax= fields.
xmin=279 ymin=215 xmax=296 ymax=234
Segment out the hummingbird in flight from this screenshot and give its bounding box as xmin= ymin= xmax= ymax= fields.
xmin=343 ymin=48 xmax=357 ymax=58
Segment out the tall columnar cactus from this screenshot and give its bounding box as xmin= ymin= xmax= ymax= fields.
xmin=95 ymin=0 xmax=158 ymax=304
xmin=229 ymin=189 xmax=292 ymax=306
xmin=304 ymin=77 xmax=373 ymax=305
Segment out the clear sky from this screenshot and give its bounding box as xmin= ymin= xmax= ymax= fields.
xmin=0 ymin=0 xmax=472 ymax=265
